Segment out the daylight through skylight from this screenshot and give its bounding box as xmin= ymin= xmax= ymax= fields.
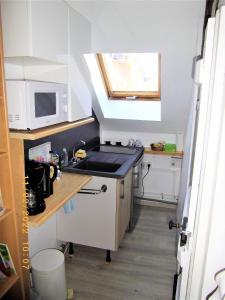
xmin=97 ymin=53 xmax=160 ymax=99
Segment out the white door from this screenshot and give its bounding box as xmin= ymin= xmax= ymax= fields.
xmin=175 ymin=15 xmax=216 ymax=299
xmin=187 ymin=6 xmax=225 ymax=299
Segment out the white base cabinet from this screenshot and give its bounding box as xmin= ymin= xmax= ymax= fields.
xmin=141 ymin=153 xmax=182 ymax=203
xmin=56 ymin=171 xmax=132 ymax=251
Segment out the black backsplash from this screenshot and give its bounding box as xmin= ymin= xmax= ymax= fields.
xmin=24 ymin=114 xmax=100 ymax=160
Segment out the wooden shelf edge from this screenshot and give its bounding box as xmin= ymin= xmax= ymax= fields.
xmin=9 ymin=117 xmax=95 ymax=140
xmin=0 ymin=208 xmax=12 ymax=223
xmin=0 ymin=274 xmax=20 ymax=299
xmin=29 ymin=173 xmax=92 ymax=228
xmin=0 ymin=152 xmax=7 ymax=158
xmin=144 ymin=148 xmax=183 ymax=157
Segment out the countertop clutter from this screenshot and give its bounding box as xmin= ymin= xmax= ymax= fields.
xmin=29 ymin=144 xmax=144 ymax=227
xmin=144 ymin=147 xmax=183 ymax=157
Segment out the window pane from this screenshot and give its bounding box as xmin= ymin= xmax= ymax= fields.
xmin=103 ymin=53 xmax=159 ymax=92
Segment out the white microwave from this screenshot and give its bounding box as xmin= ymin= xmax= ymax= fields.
xmin=6 ymin=80 xmax=68 ymax=130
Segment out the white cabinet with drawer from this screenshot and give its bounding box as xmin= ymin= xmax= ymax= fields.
xmin=56 ymin=171 xmax=132 ymax=251
xmin=141 ymin=153 xmax=182 ymax=203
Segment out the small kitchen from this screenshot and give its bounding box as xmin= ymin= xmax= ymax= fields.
xmin=0 ymin=1 xmax=207 ymax=300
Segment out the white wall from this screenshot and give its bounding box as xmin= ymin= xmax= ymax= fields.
xmin=68 ymin=0 xmax=205 ymax=135
xmin=100 ymin=128 xmax=177 ymax=147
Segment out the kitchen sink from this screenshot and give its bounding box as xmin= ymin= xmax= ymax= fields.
xmin=73 ymin=160 xmax=122 ymax=173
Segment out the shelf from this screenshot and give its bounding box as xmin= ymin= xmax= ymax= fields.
xmin=29 ymin=173 xmax=92 ymax=227
xmin=9 ymin=117 xmax=95 ymax=140
xmin=0 ymin=274 xmax=19 ymax=299
xmin=144 ymin=148 xmax=183 ymax=157
xmin=0 ymin=209 xmax=12 ymax=223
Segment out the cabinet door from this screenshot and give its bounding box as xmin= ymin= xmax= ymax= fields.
xmin=67 ymin=7 xmax=92 ymax=121
xmin=1 ymin=0 xmax=68 ymax=62
xmin=142 ymin=154 xmax=182 ymax=203
xmin=56 ymin=176 xmax=118 ymax=251
xmin=1 ymin=0 xmax=31 ymax=57
xmin=30 ymin=0 xmax=68 ymax=62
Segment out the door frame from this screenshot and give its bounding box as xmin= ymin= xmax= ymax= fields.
xmin=176 ymin=13 xmax=218 ymax=299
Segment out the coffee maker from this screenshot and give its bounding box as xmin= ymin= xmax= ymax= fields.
xmin=25 ymin=160 xmax=46 ymax=215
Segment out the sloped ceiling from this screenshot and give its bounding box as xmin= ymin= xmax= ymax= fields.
xmin=68 ymin=0 xmax=206 ymax=134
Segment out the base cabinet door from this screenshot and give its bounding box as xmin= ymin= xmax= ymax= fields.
xmin=56 ymin=176 xmax=118 ymax=251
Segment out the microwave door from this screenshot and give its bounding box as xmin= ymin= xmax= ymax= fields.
xmin=32 ymin=91 xmax=59 ymax=130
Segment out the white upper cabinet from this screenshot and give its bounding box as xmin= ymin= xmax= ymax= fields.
xmin=1 ymin=0 xmax=68 ymax=62
xmin=1 ymin=0 xmax=92 ymax=121
xmin=67 ymin=7 xmax=92 ymax=121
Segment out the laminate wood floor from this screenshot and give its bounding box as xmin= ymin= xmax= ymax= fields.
xmin=65 ymin=205 xmax=177 ymax=300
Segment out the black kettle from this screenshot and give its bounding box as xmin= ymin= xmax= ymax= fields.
xmin=41 ymin=162 xmax=57 ymax=198
xmin=49 ymin=162 xmax=57 ymax=195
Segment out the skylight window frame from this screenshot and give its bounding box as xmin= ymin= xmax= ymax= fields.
xmin=96 ymin=53 xmax=161 ymax=100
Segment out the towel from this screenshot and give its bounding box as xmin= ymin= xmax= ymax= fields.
xmin=64 ymin=197 xmax=76 ymax=214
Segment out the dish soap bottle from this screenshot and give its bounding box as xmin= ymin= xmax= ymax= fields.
xmin=61 ymin=148 xmax=69 ymax=167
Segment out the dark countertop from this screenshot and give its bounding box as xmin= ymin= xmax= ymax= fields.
xmin=63 ymin=146 xmax=144 ymax=179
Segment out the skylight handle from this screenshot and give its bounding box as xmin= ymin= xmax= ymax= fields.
xmin=125 ymin=96 xmax=137 ymax=100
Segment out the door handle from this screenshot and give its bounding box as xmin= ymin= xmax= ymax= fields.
xmin=169 ymin=217 xmax=188 ymax=231
xmin=169 ymin=220 xmax=181 ymax=230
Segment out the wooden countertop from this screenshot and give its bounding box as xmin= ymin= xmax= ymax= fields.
xmin=29 ymin=173 xmax=92 ymax=227
xmin=10 ymin=117 xmax=95 ymax=140
xmin=144 ymin=148 xmax=183 ymax=157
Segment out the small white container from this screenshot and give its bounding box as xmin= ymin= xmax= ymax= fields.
xmin=176 ymin=133 xmax=183 ymax=152
xmin=31 ymin=249 xmax=66 ymax=300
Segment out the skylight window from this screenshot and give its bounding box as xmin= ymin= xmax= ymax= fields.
xmin=97 ymin=53 xmax=160 ymax=100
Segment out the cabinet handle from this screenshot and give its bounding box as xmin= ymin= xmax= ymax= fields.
xmin=120 ymin=180 xmax=125 ymax=199
xmin=78 ymin=185 xmax=107 ymax=195
xmin=133 ymin=172 xmax=140 ymax=188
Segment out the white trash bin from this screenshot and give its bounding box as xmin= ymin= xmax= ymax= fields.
xmin=31 ymin=249 xmax=67 ymax=300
